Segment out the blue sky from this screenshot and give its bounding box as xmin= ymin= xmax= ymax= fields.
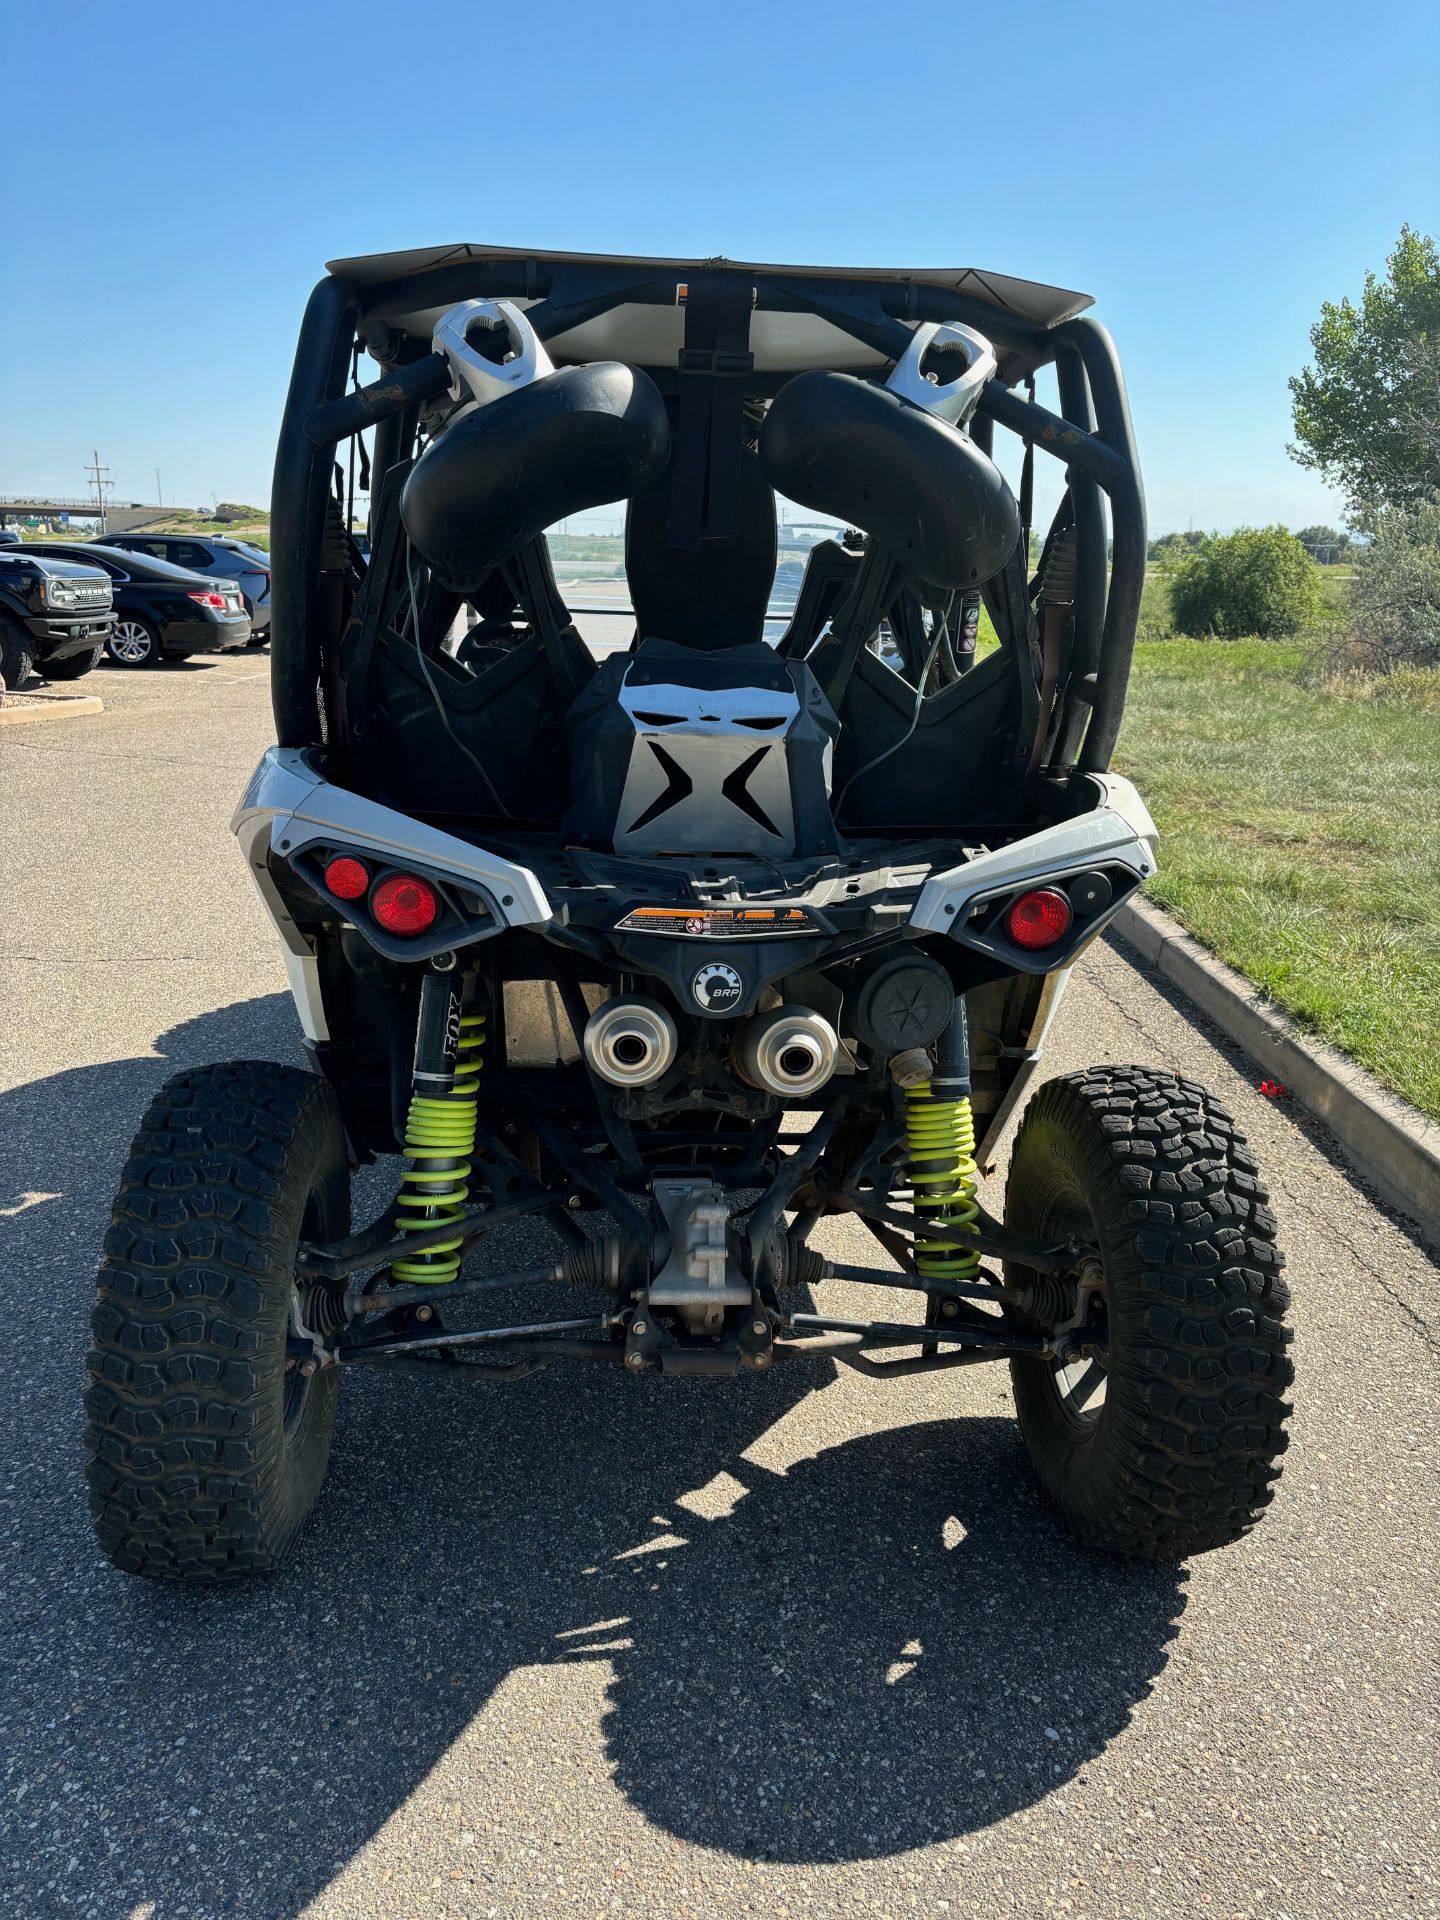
xmin=3 ymin=0 xmax=1436 ymax=537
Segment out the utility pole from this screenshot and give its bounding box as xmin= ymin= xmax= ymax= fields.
xmin=154 ymin=468 xmax=162 ymax=507
xmin=85 ymin=451 xmax=113 ymax=532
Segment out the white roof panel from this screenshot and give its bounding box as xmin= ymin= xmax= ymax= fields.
xmin=325 ymin=243 xmax=1092 ymax=373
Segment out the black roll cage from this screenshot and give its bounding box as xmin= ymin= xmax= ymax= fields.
xmin=271 ymin=258 xmax=1145 ymax=777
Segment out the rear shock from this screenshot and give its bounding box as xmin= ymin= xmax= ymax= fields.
xmin=903 ymin=1000 xmax=981 ymax=1281
xmin=393 ymin=965 xmax=485 ymax=1284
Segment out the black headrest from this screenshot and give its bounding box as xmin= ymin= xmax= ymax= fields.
xmin=625 ymin=445 xmax=777 ymax=651
xmin=401 ymin=362 xmax=670 ymax=591
xmin=759 ymin=371 xmax=1020 ymax=589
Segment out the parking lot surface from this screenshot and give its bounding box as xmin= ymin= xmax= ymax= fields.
xmin=1 ymin=654 xmax=1436 ymax=1920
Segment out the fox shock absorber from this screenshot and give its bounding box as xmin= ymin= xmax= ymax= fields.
xmin=393 ymin=964 xmax=486 ymax=1284
xmin=902 ymin=999 xmax=981 ymax=1282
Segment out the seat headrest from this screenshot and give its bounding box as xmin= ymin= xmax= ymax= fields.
xmin=759 ymin=370 xmax=1020 ymax=589
xmin=401 ymin=362 xmax=670 ymax=591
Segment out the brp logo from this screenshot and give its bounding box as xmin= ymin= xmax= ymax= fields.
xmin=691 ymin=962 xmax=743 ymax=1013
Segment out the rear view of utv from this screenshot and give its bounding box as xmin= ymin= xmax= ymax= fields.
xmin=85 ymin=247 xmax=1293 ymax=1582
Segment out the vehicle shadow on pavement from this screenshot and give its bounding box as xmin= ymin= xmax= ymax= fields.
xmin=589 ymin=1418 xmax=1185 ymax=1862
xmin=0 ymin=992 xmax=1185 ymax=1917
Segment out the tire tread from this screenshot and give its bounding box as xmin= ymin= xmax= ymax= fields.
xmin=1007 ymin=1065 xmax=1293 ymax=1561
xmin=84 ymin=1061 xmax=346 ymax=1582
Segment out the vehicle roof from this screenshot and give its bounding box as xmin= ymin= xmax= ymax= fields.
xmin=113 ymin=532 xmax=267 ymax=559
xmin=112 ymin=531 xmax=213 ymax=543
xmin=25 ymin=543 xmax=224 ymax=585
xmin=0 ymin=549 xmax=106 ymax=576
xmin=325 ymin=243 xmax=1093 ymax=375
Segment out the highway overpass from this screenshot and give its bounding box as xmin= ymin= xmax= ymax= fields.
xmin=0 ymin=497 xmax=179 ymax=534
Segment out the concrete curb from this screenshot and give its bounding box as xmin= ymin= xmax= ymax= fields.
xmin=0 ymin=690 xmax=104 ymax=727
xmin=1110 ymin=896 xmax=1440 ymax=1233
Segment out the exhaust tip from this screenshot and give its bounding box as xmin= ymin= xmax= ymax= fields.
xmin=734 ymin=1006 xmax=840 ymax=1098
xmin=583 ymin=997 xmax=678 ymax=1088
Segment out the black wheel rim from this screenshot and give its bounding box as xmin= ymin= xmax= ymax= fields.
xmin=1038 ymin=1203 xmax=1110 ymax=1435
xmin=283 ymin=1186 xmax=332 ymax=1438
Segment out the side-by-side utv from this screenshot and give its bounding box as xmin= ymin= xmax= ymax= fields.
xmin=85 ymin=246 xmax=1293 ymax=1582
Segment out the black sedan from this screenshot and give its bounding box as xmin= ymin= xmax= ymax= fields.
xmin=22 ymin=544 xmax=251 ymax=665
xmin=104 ymin=533 xmax=271 ymax=642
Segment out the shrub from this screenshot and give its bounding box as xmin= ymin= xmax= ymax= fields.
xmin=1169 ymin=526 xmax=1325 ymax=638
xmin=1136 ymin=576 xmax=1175 ymax=642
xmin=1340 ymin=494 xmax=1440 ymax=669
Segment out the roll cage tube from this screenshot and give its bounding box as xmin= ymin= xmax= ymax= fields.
xmin=271 ymin=274 xmax=357 ymax=748
xmin=270 ymin=264 xmax=1144 ymax=770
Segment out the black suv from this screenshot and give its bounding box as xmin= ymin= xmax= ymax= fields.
xmin=105 ymin=533 xmax=270 ymax=641
xmin=0 ymin=548 xmax=115 ymax=684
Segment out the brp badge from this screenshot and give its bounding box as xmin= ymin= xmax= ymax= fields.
xmin=691 ymin=961 xmax=743 ymax=1013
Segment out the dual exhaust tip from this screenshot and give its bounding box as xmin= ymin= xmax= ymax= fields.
xmin=583 ymin=997 xmax=839 ymax=1097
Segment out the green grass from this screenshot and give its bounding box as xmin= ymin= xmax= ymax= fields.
xmin=1117 ymin=636 xmax=1440 ymax=1120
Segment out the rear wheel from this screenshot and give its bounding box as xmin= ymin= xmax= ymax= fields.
xmin=106 ymin=617 xmax=162 ymax=666
xmin=1005 ymin=1066 xmax=1292 ymax=1561
xmin=84 ymin=1061 xmax=350 ymax=1581
xmin=0 ymin=612 xmax=35 ymax=690
xmin=43 ymin=644 xmax=103 ymax=680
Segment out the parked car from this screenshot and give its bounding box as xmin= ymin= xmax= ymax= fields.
xmin=23 ymin=544 xmax=251 ymax=666
xmin=0 ymin=547 xmax=115 ymax=684
xmin=104 ymin=533 xmax=271 ymax=642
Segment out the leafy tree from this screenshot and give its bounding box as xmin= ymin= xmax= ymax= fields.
xmin=1169 ymin=527 xmax=1325 ymax=639
xmin=1148 ymin=530 xmax=1206 ymax=562
xmin=1342 ymin=495 xmax=1440 ymax=668
xmin=1289 ymin=227 xmax=1440 ymax=510
xmin=1294 ymin=524 xmax=1351 ymax=562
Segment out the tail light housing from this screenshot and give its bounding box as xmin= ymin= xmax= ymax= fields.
xmin=187 ymin=589 xmax=228 ymax=610
xmin=371 ymin=872 xmax=439 ymax=936
xmin=1005 ymin=887 xmax=1073 ymax=951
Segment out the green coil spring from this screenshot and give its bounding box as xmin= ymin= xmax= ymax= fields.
xmin=393 ymin=1010 xmax=485 ymax=1284
xmin=903 ymin=1080 xmax=981 ymax=1280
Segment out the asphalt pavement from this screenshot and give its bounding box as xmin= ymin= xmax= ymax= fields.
xmin=1 ymin=653 xmax=1436 ymax=1920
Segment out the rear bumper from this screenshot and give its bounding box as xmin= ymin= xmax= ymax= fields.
xmin=164 ymin=613 xmax=252 ymax=655
xmin=26 ymin=612 xmax=117 ymax=659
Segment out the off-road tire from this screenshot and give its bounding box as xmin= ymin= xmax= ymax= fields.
xmin=43 ymin=644 xmax=103 ymax=680
xmin=0 ymin=612 xmax=36 ymax=690
xmin=85 ymin=1061 xmax=350 ymax=1581
xmin=1005 ymin=1066 xmax=1292 ymax=1561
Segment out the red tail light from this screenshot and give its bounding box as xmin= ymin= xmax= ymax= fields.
xmin=187 ymin=589 xmax=227 ymax=609
xmin=1005 ymin=887 xmax=1073 ymax=950
xmin=323 ymin=855 xmax=371 ymax=900
xmin=371 ymin=872 xmax=439 ymax=936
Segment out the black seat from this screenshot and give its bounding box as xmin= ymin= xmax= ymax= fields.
xmin=401 ymin=362 xmax=670 ymax=592
xmin=760 ymin=370 xmax=1020 ymax=589
xmin=625 ymin=446 xmax=777 ymax=652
